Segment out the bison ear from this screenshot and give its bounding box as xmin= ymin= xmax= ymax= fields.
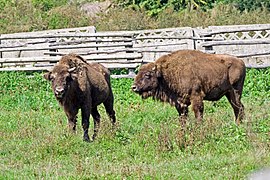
xmin=152 ymin=65 xmax=162 ymax=78
xmin=43 ymin=72 xmax=51 ymax=81
xmin=75 ymin=54 xmax=88 ymax=64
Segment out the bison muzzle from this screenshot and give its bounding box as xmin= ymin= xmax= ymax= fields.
xmin=44 ymin=54 xmax=116 ymax=142
xmin=132 ymin=50 xmax=246 ymax=125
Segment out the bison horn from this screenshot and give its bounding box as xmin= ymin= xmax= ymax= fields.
xmin=68 ymin=67 xmax=76 ymax=72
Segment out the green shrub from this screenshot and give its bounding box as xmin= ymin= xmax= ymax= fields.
xmin=218 ymin=0 xmax=270 ymax=11
xmin=31 ymin=0 xmax=68 ymax=11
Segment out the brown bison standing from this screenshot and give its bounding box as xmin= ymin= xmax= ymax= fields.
xmin=132 ymin=50 xmax=246 ymax=125
xmin=44 ymin=54 xmax=116 ymax=142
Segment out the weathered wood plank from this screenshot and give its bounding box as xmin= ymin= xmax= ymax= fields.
xmin=133 ymin=42 xmax=187 ymax=47
xmin=242 ymin=60 xmax=270 ymax=68
xmin=236 ymin=51 xmax=270 ymax=58
xmin=200 ymin=24 xmax=270 ymax=36
xmin=201 ymin=39 xmax=270 ymax=47
xmin=0 ymin=66 xmax=50 ymax=71
xmin=0 ymin=53 xmax=143 ymax=63
xmin=135 ymin=36 xmax=223 ymax=41
xmin=49 ymin=38 xmax=133 ymax=46
xmin=0 ymin=39 xmax=56 ymax=48
xmin=0 ymin=63 xmax=141 ymax=71
xmin=44 ymin=47 xmax=176 ymax=56
xmin=0 ymin=32 xmax=133 ymax=40
xmin=0 ymin=42 xmax=133 ymax=52
xmin=135 ymin=36 xmax=193 ymax=40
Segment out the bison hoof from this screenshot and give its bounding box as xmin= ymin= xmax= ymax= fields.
xmin=83 ymin=135 xmax=90 ymax=142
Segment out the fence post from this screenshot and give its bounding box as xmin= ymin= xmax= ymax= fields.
xmin=126 ymin=34 xmax=136 ymax=78
xmin=194 ymin=27 xmax=214 ymax=53
xmin=0 ymin=34 xmax=2 ymax=58
xmin=187 ymin=28 xmax=196 ymax=50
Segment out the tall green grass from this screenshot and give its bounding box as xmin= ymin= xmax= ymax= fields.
xmin=0 ymin=68 xmax=269 ymax=179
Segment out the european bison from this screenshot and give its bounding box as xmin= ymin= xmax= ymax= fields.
xmin=132 ymin=50 xmax=246 ymax=125
xmin=44 ymin=54 xmax=116 ymax=142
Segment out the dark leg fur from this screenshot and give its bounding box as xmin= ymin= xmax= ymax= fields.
xmin=226 ymin=72 xmax=245 ymax=124
xmin=91 ymin=107 xmax=101 ymax=140
xmin=68 ymin=116 xmax=77 ymax=132
xmin=191 ymin=96 xmax=204 ymax=122
xmin=226 ymin=89 xmax=244 ymax=125
xmin=103 ymin=94 xmax=116 ymax=127
xmin=66 ymin=109 xmax=78 ymax=133
xmin=175 ymin=103 xmax=189 ymax=128
xmin=81 ymin=105 xmax=91 ymax=142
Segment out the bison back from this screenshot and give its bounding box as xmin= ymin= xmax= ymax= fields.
xmin=156 ymin=50 xmax=243 ymax=100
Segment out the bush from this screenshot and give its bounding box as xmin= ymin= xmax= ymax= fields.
xmin=31 ymin=0 xmax=68 ymax=11
xmin=0 ymin=0 xmax=270 ymax=33
xmin=218 ymin=0 xmax=270 ymax=11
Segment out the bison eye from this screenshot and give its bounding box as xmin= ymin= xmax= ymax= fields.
xmin=50 ymin=76 xmax=55 ymax=82
xmin=144 ymin=72 xmax=151 ymax=79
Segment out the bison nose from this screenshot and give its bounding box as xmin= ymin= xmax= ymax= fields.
xmin=55 ymin=87 xmax=64 ymax=95
xmin=131 ymin=85 xmax=138 ymax=92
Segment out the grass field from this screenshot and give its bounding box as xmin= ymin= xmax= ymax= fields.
xmin=0 ymin=69 xmax=269 ymax=179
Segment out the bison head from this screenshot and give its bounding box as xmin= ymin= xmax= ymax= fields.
xmin=44 ymin=65 xmax=77 ymax=100
xmin=131 ymin=63 xmax=161 ymax=99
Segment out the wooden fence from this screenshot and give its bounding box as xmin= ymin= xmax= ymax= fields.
xmin=0 ymin=24 xmax=270 ymax=78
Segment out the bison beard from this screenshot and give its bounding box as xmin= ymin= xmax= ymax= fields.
xmin=44 ymin=54 xmax=116 ymax=142
xmin=132 ymin=50 xmax=246 ymax=126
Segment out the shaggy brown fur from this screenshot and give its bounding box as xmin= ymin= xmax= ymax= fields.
xmin=132 ymin=50 xmax=246 ymax=125
xmin=44 ymin=54 xmax=116 ymax=142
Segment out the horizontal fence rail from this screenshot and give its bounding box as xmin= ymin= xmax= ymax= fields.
xmin=0 ymin=24 xmax=270 ymax=78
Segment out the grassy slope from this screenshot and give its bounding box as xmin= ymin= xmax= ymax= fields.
xmin=1 ymin=1 xmax=270 ymax=33
xmin=0 ymin=69 xmax=269 ymax=179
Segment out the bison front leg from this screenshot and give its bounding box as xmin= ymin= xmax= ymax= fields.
xmin=81 ymin=106 xmax=91 ymax=142
xmin=175 ymin=103 xmax=189 ymax=128
xmin=191 ymin=96 xmax=204 ymax=122
xmin=65 ymin=108 xmax=78 ymax=133
xmin=68 ymin=116 xmax=77 ymax=132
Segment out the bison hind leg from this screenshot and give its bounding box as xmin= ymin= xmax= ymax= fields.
xmin=81 ymin=106 xmax=91 ymax=142
xmin=92 ymin=107 xmax=101 ymax=140
xmin=226 ymin=90 xmax=244 ymax=124
xmin=103 ymin=96 xmax=116 ymax=127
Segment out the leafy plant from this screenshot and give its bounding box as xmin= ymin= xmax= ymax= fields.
xmin=217 ymin=0 xmax=270 ymax=11
xmin=170 ymin=0 xmax=215 ymax=11
xmin=31 ymin=0 xmax=68 ymax=11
